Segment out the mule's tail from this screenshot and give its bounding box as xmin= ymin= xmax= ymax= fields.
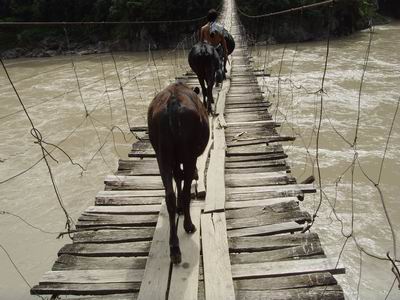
xmin=166 ymin=96 xmax=182 ymax=143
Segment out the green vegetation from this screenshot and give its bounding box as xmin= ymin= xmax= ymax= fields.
xmin=0 ymin=0 xmax=222 ymax=56
xmin=236 ymin=0 xmax=381 ymax=43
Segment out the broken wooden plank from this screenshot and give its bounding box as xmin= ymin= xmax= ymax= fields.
xmin=225 ymin=197 xmax=297 ymax=209
xmin=31 ymin=283 xmax=140 ymax=296
xmin=76 ymin=214 xmax=158 ymax=228
xmin=84 ymin=205 xmax=161 ymax=215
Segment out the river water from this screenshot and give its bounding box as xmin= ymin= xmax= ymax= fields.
xmin=1 ymin=22 xmax=399 ymax=299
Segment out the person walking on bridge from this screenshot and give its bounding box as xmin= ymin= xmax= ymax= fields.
xmin=200 ymin=9 xmax=228 ymax=80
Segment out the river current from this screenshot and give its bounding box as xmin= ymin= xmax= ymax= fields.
xmin=1 ymin=22 xmax=399 ymax=299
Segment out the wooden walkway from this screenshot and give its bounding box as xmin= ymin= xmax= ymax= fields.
xmin=31 ymin=0 xmax=345 ymax=299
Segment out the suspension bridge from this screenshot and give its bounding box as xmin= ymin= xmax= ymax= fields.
xmin=23 ymin=0 xmax=349 ymax=299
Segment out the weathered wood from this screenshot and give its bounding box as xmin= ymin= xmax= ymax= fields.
xmin=95 ymin=196 xmax=163 ymax=206
xmin=228 ymin=222 xmax=306 ymax=238
xmin=73 ymin=228 xmax=155 ymax=243
xmin=226 ymin=210 xmax=311 ymax=229
xmin=137 ymin=205 xmax=172 ymax=300
xmin=53 ymin=254 xmax=147 ymax=270
xmin=39 ymin=269 xmax=144 ymax=284
xmin=228 ymin=233 xmax=320 ymax=252
xmin=235 ymin=286 xmax=345 ymax=300
xmin=129 ymin=140 xmax=155 ymax=158
xmin=84 ymin=205 xmax=161 ymax=215
xmin=201 ymin=212 xmax=235 ymax=300
xmin=169 ymin=206 xmax=201 ymax=300
xmin=234 ymin=272 xmax=337 ymax=290
xmin=31 ymin=283 xmax=140 ymax=296
xmin=77 ymin=214 xmax=158 ymax=228
xmin=226 ymin=144 xmax=283 ymax=156
xmin=225 ymin=171 xmax=294 ymax=187
xmin=225 ymin=198 xmax=298 ymax=209
xmin=226 ymin=120 xmax=278 ymax=127
xmin=104 ymin=175 xmax=163 ymax=190
xmin=227 ymin=183 xmax=316 ymax=196
xmin=231 ymin=258 xmax=345 ymax=280
xmin=117 ymin=159 xmax=159 ymax=176
xmin=230 ymin=243 xmax=325 ymax=264
xmin=58 ymin=241 xmax=151 ymax=257
xmin=225 ymin=205 xmax=303 ymax=220
xmin=226 ymin=155 xmax=287 ymax=164
xmin=225 ymin=159 xmax=286 ymax=168
xmin=204 ymin=149 xmax=225 ymax=213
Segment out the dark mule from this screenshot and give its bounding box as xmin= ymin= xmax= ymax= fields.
xmin=188 ymin=42 xmax=223 ymax=113
xmin=148 ymin=82 xmax=210 ymax=264
xmin=223 ymin=29 xmax=235 ymax=55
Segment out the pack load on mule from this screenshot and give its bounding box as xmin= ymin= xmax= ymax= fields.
xmin=147 ymin=82 xmax=210 ymax=264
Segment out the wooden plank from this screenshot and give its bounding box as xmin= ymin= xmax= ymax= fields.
xmin=225 ymin=159 xmax=286 ymax=168
xmin=137 ymin=205 xmax=172 ymax=300
xmin=227 ymin=183 xmax=316 ymax=195
xmin=31 ymin=283 xmax=140 ymax=296
xmin=225 ymin=166 xmax=289 ymax=174
xmin=230 ymin=243 xmax=325 ymax=264
xmin=204 ymin=149 xmax=225 ymax=213
xmin=85 ymin=205 xmax=161 ymax=215
xmin=95 ymin=196 xmax=163 ymax=206
xmin=104 ymin=175 xmax=163 ymax=190
xmin=225 ymin=210 xmax=311 ymax=229
xmin=225 ymin=153 xmax=287 ymax=163
xmin=228 ymin=233 xmax=320 ymax=252
xmin=231 ymin=258 xmax=345 ymax=279
xmin=226 ymin=143 xmax=283 ymax=156
xmin=226 ymin=120 xmax=278 ymax=127
xmin=225 ymin=197 xmax=297 ymax=209
xmin=225 ymin=172 xmax=293 ymax=187
xmin=129 ymin=140 xmax=155 ymax=158
xmin=225 ymin=206 xmax=307 ymax=220
xmin=201 ymin=212 xmax=235 ymax=300
xmin=77 ymin=214 xmax=158 ymax=228
xmin=58 ymin=241 xmax=151 ymax=257
xmin=235 ymin=286 xmax=344 ymax=300
xmin=39 ymin=269 xmax=144 ymax=284
xmin=169 ymin=206 xmax=201 ymax=300
xmin=228 ymin=222 xmax=305 ymax=238
xmin=73 ymin=228 xmax=155 ymax=243
xmin=234 ymin=272 xmax=337 ymax=290
xmin=117 ymin=159 xmax=159 ymax=176
xmin=53 ymin=254 xmax=147 ymax=270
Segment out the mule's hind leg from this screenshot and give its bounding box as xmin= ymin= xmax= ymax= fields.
xmin=182 ymin=159 xmax=197 ymax=233
xmin=206 ymin=76 xmax=215 ymax=114
xmin=198 ymin=77 xmax=208 ymax=109
xmin=157 ymin=157 xmax=181 ymax=264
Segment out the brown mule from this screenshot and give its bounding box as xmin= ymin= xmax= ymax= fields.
xmin=147 ymin=82 xmax=210 ymax=264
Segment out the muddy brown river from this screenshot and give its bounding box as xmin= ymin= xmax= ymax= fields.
xmin=1 ymin=22 xmax=399 ymax=299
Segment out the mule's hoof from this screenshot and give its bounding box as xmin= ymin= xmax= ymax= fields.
xmin=170 ymin=247 xmax=182 ymax=264
xmin=184 ymin=223 xmax=197 ymax=234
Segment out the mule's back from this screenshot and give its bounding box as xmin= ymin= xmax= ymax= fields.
xmin=188 ymin=42 xmax=220 ymax=78
xmin=148 ymin=82 xmax=209 ymax=160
